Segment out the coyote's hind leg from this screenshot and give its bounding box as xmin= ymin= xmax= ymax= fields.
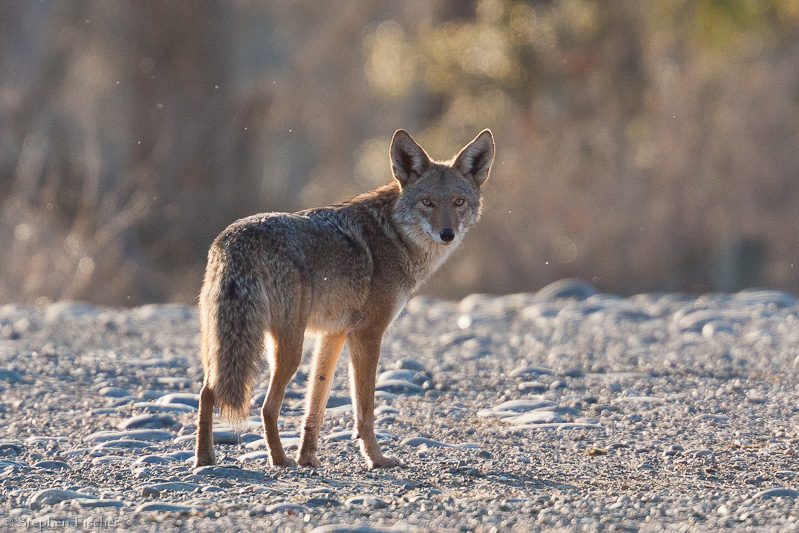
xmin=194 ymin=383 xmax=216 ymax=467
xmin=261 ymin=326 xmax=304 ymax=467
xmin=297 ymin=332 xmax=346 ymax=467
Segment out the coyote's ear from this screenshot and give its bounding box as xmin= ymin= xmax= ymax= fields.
xmin=453 ymin=129 xmax=495 ymax=187
xmin=390 ymin=129 xmax=431 ymax=187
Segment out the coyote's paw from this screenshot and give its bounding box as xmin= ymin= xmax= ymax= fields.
xmin=367 ymin=454 xmax=405 ymax=469
xmin=270 ymin=456 xmax=298 ymax=469
xmin=193 ymin=451 xmax=216 ymax=468
xmin=297 ymin=453 xmax=322 ymax=468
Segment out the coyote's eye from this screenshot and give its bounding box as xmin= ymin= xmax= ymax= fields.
xmin=454 ymin=198 xmax=466 ymax=206
xmin=421 ymin=199 xmax=434 ymax=207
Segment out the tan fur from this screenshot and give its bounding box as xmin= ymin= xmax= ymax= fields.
xmin=195 ymin=129 xmax=495 ymax=469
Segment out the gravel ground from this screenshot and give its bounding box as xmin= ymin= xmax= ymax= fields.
xmin=0 ymin=279 xmax=798 ymax=532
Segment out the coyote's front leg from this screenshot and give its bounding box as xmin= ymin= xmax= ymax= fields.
xmin=346 ymin=328 xmax=403 ymax=469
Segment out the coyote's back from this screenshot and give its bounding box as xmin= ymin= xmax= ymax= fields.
xmin=194 ymin=129 xmax=495 ymax=470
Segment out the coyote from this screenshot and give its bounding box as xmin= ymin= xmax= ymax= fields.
xmin=195 ymin=129 xmax=494 ymax=469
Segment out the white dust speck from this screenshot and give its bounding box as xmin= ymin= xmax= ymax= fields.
xmin=14 ymin=224 xmax=31 ymax=241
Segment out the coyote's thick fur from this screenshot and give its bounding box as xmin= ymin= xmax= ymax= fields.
xmin=195 ymin=129 xmax=495 ymax=469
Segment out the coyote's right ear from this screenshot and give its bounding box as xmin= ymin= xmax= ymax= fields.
xmin=390 ymin=130 xmax=431 ymax=188
xmin=453 ymin=129 xmax=494 ymax=188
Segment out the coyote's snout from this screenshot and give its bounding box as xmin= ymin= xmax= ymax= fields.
xmin=194 ymin=129 xmax=494 ymax=470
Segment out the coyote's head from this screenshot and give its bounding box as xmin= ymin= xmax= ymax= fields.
xmin=390 ymin=129 xmax=494 ymax=247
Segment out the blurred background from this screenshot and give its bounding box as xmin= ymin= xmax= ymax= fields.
xmin=1 ymin=0 xmax=799 ymax=306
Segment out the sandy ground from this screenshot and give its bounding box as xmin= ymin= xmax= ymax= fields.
xmin=0 ymin=279 xmax=798 ymax=532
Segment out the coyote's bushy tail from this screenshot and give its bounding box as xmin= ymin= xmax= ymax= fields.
xmin=200 ymin=260 xmax=269 ymax=421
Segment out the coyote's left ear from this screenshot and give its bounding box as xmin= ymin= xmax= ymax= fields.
xmin=453 ymin=129 xmax=495 ymax=187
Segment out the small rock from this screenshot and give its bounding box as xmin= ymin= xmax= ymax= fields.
xmin=155 ymin=393 xmax=200 ymax=409
xmin=324 ymin=430 xmax=355 ymax=442
xmin=131 ymin=402 xmax=196 ymax=413
xmin=238 ymin=451 xmax=271 ymax=462
xmin=518 ymin=381 xmax=547 ymax=393
xmin=134 ymin=502 xmax=200 ymax=513
xmin=140 ymin=486 xmax=160 ymax=498
xmin=509 ymin=366 xmax=555 ymax=378
xmin=311 ymin=523 xmax=411 ymax=533
xmin=191 ymin=465 xmax=265 ymax=481
xmin=92 ymin=439 xmax=156 ymax=452
xmin=33 ymin=460 xmax=70 ymax=471
xmin=345 ymin=496 xmax=389 ymax=509
xmin=752 ymin=488 xmax=799 ymax=499
xmin=29 ymin=489 xmax=93 ymax=508
xmin=503 ymin=410 xmax=565 ymax=425
xmin=98 ymin=386 xmax=130 ymax=398
xmin=77 ymin=499 xmax=125 ymax=508
xmin=143 ymin=482 xmax=201 ymax=493
xmin=401 ymin=437 xmax=456 ymax=448
xmin=395 ymin=359 xmax=426 ymax=372
xmin=134 ymin=455 xmax=174 ymax=465
xmin=533 ymin=279 xmax=597 ymax=301
xmin=375 ymin=379 xmax=423 ymax=395
xmin=87 ymin=429 xmax=174 ymax=443
xmin=91 ymin=456 xmax=135 ymax=465
xmin=265 ymin=502 xmax=308 ymax=514
xmin=306 ymin=496 xmax=341 ymax=507
xmin=117 ymin=414 xmax=179 ymax=430
xmin=0 ymin=441 xmax=24 ymax=456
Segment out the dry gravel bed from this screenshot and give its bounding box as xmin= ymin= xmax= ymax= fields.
xmin=0 ymin=279 xmax=798 ymax=532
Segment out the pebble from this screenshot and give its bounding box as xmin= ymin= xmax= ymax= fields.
xmin=98 ymin=386 xmax=130 ymax=398
xmin=306 ymin=496 xmax=342 ymax=507
xmin=153 ymin=376 xmax=194 ymax=389
xmin=324 ymin=430 xmax=355 ymax=442
xmin=533 ymin=279 xmax=598 ymax=301
xmin=33 ymin=460 xmax=70 ymax=470
xmin=378 ymin=369 xmax=428 ymax=384
xmin=509 ymin=366 xmax=555 ymax=378
xmin=518 ymin=381 xmax=547 ymax=393
xmin=131 ymin=401 xmax=196 ymax=413
xmin=167 ymin=451 xmax=195 ymax=461
xmin=311 ymin=524 xmax=409 ymax=533
xmin=395 ymin=359 xmax=427 ymax=372
xmin=77 ymin=499 xmax=125 ymax=508
xmin=513 ymin=422 xmax=605 ymax=432
xmin=92 ymin=439 xmax=156 ymax=452
xmin=29 ymin=488 xmax=93 ymax=507
xmin=502 ymin=410 xmax=566 ymax=425
xmin=752 ymin=488 xmax=799 ymax=500
xmin=612 ymin=396 xmax=665 ymax=405
xmin=401 ymin=437 xmax=457 ymax=448
xmin=134 ymin=502 xmax=201 ymax=513
xmin=91 ymin=456 xmax=135 ymax=465
xmin=142 ymin=482 xmax=202 ymax=493
xmin=238 ymin=450 xmax=271 ymax=462
xmin=265 ymin=502 xmax=309 ymax=513
xmin=326 ymin=394 xmax=352 ymax=408
xmin=117 ymin=414 xmax=179 ymax=430
xmin=134 ymin=455 xmax=174 ymax=465
xmin=0 ymin=368 xmax=24 ymax=383
xmin=191 ymin=465 xmax=265 ymax=481
xmin=477 ymin=399 xmax=557 ymax=418
xmin=87 ymin=429 xmax=174 ymax=443
xmin=0 ymin=441 xmax=24 ymax=455
xmin=155 ymin=392 xmax=200 ymax=409
xmin=374 ymin=379 xmax=424 ymax=395
xmin=208 ymin=430 xmax=240 ymax=445
xmin=345 ymin=496 xmax=389 ymax=509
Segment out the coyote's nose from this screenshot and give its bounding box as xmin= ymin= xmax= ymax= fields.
xmin=440 ymin=228 xmax=455 ymax=242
